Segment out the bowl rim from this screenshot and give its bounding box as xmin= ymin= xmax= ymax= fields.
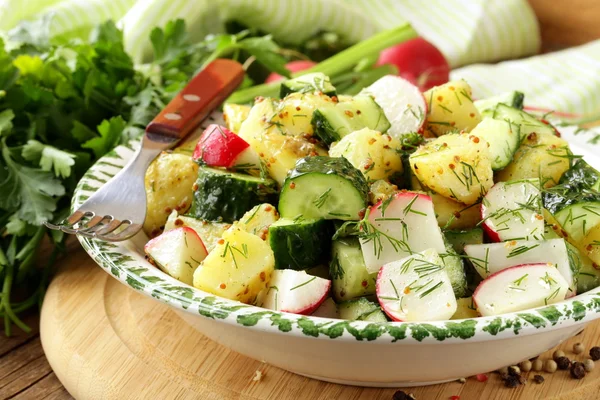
xmin=74 ymin=115 xmax=600 ymax=345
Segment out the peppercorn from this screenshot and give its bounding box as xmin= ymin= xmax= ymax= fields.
xmin=532 ymin=359 xmax=544 ymax=372
xmin=553 ymin=350 xmax=565 ymax=360
xmin=392 ymin=390 xmax=415 ymax=400
xmin=503 ymin=375 xmax=520 ymax=388
xmin=584 ymin=359 xmax=595 ymax=372
xmin=573 ymin=343 xmax=585 ymax=355
xmin=545 ymin=359 xmax=558 ymax=373
xmin=533 ymin=375 xmax=545 ymax=384
xmin=497 ymin=366 xmax=508 ymax=375
xmin=458 ymin=378 xmax=466 ymax=384
xmin=570 ymin=362 xmax=586 ymax=379
xmin=556 ymin=357 xmax=571 ymax=370
xmin=508 ymin=366 xmax=521 ymax=376
xmin=590 ymin=346 xmax=600 ymax=361
xmin=520 ymin=360 xmax=532 ymax=372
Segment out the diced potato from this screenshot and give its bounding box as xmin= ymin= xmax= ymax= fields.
xmin=495 ymin=132 xmax=571 ymax=188
xmin=238 ymin=97 xmax=327 ymax=184
xmin=369 ymin=180 xmax=399 ymax=205
xmin=164 ymin=211 xmax=231 ymax=253
xmin=329 ymin=128 xmax=403 ymax=182
xmin=451 ymin=297 xmax=479 ymax=319
xmin=424 ymin=80 xmax=481 ymax=136
xmin=430 ymin=192 xmax=480 ymax=230
xmin=193 ymin=228 xmax=275 ymax=303
xmin=144 ymin=152 xmax=198 ymax=236
xmin=223 ymin=103 xmax=251 ymax=133
xmin=409 ymin=133 xmax=493 ymax=205
xmin=229 ymin=203 xmax=279 ymax=240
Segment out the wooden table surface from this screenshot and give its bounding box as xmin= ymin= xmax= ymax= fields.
xmin=2 ymin=1 xmax=600 ymax=399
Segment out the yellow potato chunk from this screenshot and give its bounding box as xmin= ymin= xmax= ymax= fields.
xmin=430 ymin=192 xmax=480 ymax=230
xmin=238 ymin=97 xmax=327 ymax=184
xmin=582 ymin=226 xmax=600 ymax=267
xmin=409 ymin=133 xmax=493 ymax=205
xmin=368 ymin=180 xmax=399 ymax=205
xmin=144 ymin=152 xmax=198 ymax=236
xmin=329 ymin=128 xmax=403 ymax=182
xmin=495 ymin=132 xmax=571 ymax=188
xmin=229 ymin=203 xmax=279 ymax=240
xmin=424 ymin=80 xmax=481 ymax=136
xmin=193 ymin=228 xmax=275 ymax=303
xmin=223 ymin=103 xmax=251 ymax=133
xmin=451 ymin=297 xmax=479 ymax=319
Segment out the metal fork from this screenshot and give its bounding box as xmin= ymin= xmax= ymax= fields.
xmin=45 ymin=59 xmax=245 ymax=242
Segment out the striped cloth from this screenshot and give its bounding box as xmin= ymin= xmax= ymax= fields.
xmin=1 ymin=0 xmax=599 ymax=119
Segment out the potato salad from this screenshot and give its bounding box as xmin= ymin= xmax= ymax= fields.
xmin=142 ymin=73 xmax=600 ymax=322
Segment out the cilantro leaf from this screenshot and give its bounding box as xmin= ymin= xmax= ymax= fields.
xmin=239 ymin=36 xmax=291 ymax=78
xmin=22 ymin=139 xmax=76 ymax=178
xmin=0 ymin=109 xmax=14 ymax=136
xmin=82 ymin=116 xmax=127 ymax=158
xmin=150 ymin=19 xmax=189 ymax=64
xmin=0 ymin=145 xmax=65 ymax=225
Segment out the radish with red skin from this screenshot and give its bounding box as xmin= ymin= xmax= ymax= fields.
xmin=473 ymin=263 xmax=569 ymax=317
xmin=376 ymin=249 xmax=457 ymax=322
xmin=260 ymin=270 xmax=331 ymax=315
xmin=359 ymin=191 xmax=446 ymax=274
xmin=192 ymin=124 xmax=260 ymax=170
xmin=361 ymin=75 xmax=427 ymax=138
xmin=376 ymin=37 xmax=450 ymax=91
xmin=463 ymin=239 xmax=576 ymax=297
xmin=265 ymin=60 xmax=317 ymax=83
xmin=144 ymin=227 xmax=208 ymax=285
xmin=481 ymin=180 xmax=544 ymax=242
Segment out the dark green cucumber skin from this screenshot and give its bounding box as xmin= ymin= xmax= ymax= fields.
xmin=444 ymin=228 xmax=484 ymax=254
xmin=543 ymin=159 xmax=600 ymax=215
xmin=279 ymin=156 xmax=369 ymax=220
xmin=268 ymin=219 xmax=333 ymax=270
xmin=512 ymin=92 xmax=525 ymax=110
xmin=311 ymin=109 xmax=339 ymax=145
xmin=188 ymin=167 xmax=278 ymax=223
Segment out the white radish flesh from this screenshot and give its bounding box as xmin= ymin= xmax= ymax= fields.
xmin=473 ymin=263 xmax=569 ymax=317
xmin=360 ymin=192 xmax=446 ymax=274
xmin=464 ymin=238 xmax=576 ymax=296
xmin=361 ymin=75 xmax=427 ymax=139
xmin=144 ymin=227 xmax=208 ymax=285
xmin=260 ymin=270 xmax=331 ymax=315
xmin=376 ymin=249 xmax=457 ymax=321
xmin=481 ymin=180 xmax=544 ymax=242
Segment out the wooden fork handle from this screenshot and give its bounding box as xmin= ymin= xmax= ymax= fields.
xmin=145 ymin=59 xmax=245 ymax=143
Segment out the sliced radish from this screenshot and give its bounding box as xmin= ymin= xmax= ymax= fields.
xmin=144 ymin=227 xmax=208 ymax=285
xmin=473 ymin=263 xmax=569 ymax=317
xmin=481 ymin=180 xmax=544 ymax=242
xmin=361 ymin=75 xmax=427 ymax=139
xmin=260 ymin=270 xmax=331 ymax=315
xmin=360 ymin=191 xmax=446 ymax=274
xmin=463 ymin=239 xmax=576 ymax=297
xmin=376 ymin=248 xmax=457 ymax=321
xmin=311 ymin=297 xmax=339 ymax=318
xmin=192 ymin=124 xmax=260 ymax=170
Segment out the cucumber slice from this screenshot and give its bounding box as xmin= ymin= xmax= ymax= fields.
xmin=268 ymin=218 xmax=332 ymax=270
xmin=474 ymin=91 xmax=524 ymax=113
xmin=338 ymin=298 xmax=387 ymax=322
xmin=311 ymin=95 xmax=390 ymax=145
xmin=567 ymin=241 xmax=600 ymax=293
xmin=330 ymin=238 xmax=377 ymax=301
xmin=189 ymin=167 xmax=278 ymax=223
xmin=470 ymin=118 xmax=521 ymax=170
xmin=441 ymin=245 xmax=468 ymax=298
xmin=280 ymin=73 xmax=336 ymax=98
xmin=484 ymin=104 xmax=555 ymax=139
xmin=444 ymin=228 xmax=484 ymax=254
xmin=279 ymin=156 xmax=368 ymax=221
xmin=554 ymin=202 xmax=600 ymax=244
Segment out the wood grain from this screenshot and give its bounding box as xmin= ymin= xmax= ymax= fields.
xmin=40 ymin=245 xmax=600 ymax=400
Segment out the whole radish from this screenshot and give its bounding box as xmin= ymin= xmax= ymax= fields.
xmin=265 ymin=60 xmax=317 ymax=83
xmin=377 ymin=37 xmax=449 ymax=91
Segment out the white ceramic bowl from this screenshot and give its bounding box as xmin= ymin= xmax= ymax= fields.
xmin=74 ymin=113 xmax=600 ymax=387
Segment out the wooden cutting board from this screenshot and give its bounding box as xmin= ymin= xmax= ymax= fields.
xmin=40 ymin=245 xmax=600 ymax=400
